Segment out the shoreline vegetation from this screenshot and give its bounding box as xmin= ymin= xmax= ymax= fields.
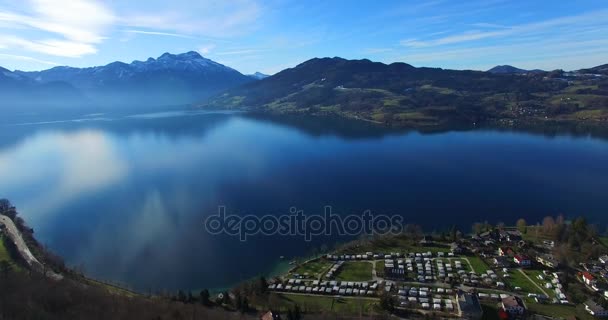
xmin=2 ymin=197 xmax=608 ymax=320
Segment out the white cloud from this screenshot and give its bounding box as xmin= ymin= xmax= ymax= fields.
xmin=122 ymin=29 xmax=194 ymax=39
xmin=0 ymin=0 xmax=115 ymax=57
xmin=401 ymin=9 xmax=608 ymax=48
xmin=198 ymin=44 xmax=216 ymax=55
xmin=120 ymin=0 xmax=262 ymax=38
xmin=214 ymin=49 xmax=263 ymax=56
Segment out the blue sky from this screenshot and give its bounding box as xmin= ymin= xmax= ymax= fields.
xmin=1 ymin=0 xmax=607 ymax=74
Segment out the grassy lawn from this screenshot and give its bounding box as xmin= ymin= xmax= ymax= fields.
xmin=347 ymin=236 xmax=450 ymax=255
xmin=521 ymin=226 xmax=554 ymax=243
xmin=376 ymin=260 xmax=385 ymax=277
xmin=291 ymin=259 xmax=332 ymax=278
xmin=276 ymin=293 xmax=378 ymax=315
xmin=523 ymin=269 xmax=556 ymax=299
xmin=450 ymin=258 xmax=472 ymax=272
xmin=506 ymin=270 xmax=543 ymax=295
xmin=335 ymin=262 xmax=373 ymax=282
xmin=599 ymin=237 xmax=608 ymax=248
xmin=467 ymin=256 xmax=490 ymax=274
xmin=527 ymin=302 xmax=595 ymax=320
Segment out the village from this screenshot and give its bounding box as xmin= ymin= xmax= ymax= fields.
xmin=264 ymin=221 xmax=608 ymax=320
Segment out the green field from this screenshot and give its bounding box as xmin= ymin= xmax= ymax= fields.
xmin=599 ymin=237 xmax=608 ymax=248
xmin=523 ymin=270 xmax=556 ymax=298
xmin=527 ymin=302 xmax=595 ymax=320
xmin=467 ymin=256 xmax=490 ymax=274
xmin=276 ymin=293 xmax=378 ymax=315
xmin=291 ymin=260 xmax=332 ymax=278
xmin=335 ymin=262 xmax=373 ymax=282
xmin=506 ymin=270 xmax=543 ymax=295
xmin=521 ymin=226 xmax=554 ymax=243
xmin=344 ymin=235 xmax=450 ymax=255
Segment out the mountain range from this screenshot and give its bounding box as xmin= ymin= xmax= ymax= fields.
xmin=2 ymin=53 xmax=607 ymax=129
xmin=487 ymin=65 xmax=545 ymax=74
xmin=247 ymin=72 xmax=270 ymax=80
xmin=4 ymin=51 xmax=252 ymax=109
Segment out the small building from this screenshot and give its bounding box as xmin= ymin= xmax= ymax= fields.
xmin=585 ymin=300 xmax=608 ymax=317
xmin=451 ymin=242 xmax=464 ymax=254
xmin=499 ymin=247 xmax=514 ymax=257
xmin=494 ymin=256 xmax=511 ymax=267
xmin=514 ymin=255 xmax=531 ymax=267
xmin=502 ymin=295 xmax=526 ymax=316
xmin=536 ymin=254 xmax=559 ymax=268
xmin=600 ymin=255 xmax=608 ymax=265
xmin=583 ymin=272 xmax=598 ymax=286
xmin=456 ymin=291 xmax=483 ymax=320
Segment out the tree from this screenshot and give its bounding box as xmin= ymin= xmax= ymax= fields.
xmin=379 ymin=292 xmax=395 ymax=312
xmin=257 ymin=276 xmax=268 ymax=295
xmin=0 ymin=261 xmax=12 ymax=279
xmin=199 ymin=289 xmax=211 ymax=306
xmin=176 ymin=290 xmax=187 ymax=303
xmin=0 ymin=199 xmax=17 ymax=220
xmin=542 ymin=216 xmax=555 ymax=234
xmin=572 ymin=217 xmax=588 ymax=233
xmin=516 ymin=219 xmax=527 ymax=234
xmin=497 ymin=222 xmax=506 ymax=230
xmin=472 ymin=222 xmax=485 ymax=235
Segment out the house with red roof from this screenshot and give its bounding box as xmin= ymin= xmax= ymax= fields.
xmin=514 ymin=255 xmax=531 ymax=267
xmin=582 ymin=272 xmax=597 ymax=286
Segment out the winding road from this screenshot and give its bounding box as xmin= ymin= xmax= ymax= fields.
xmin=0 ymin=215 xmax=62 ymax=280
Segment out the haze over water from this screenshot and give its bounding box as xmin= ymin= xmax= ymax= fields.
xmin=1 ymin=110 xmax=607 ymax=292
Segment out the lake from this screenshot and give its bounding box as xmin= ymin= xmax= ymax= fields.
xmin=1 ymin=110 xmax=607 ymax=292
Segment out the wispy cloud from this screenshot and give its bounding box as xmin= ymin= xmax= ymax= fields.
xmin=469 ymin=22 xmax=511 ymax=29
xmin=213 ymin=49 xmax=264 ymax=56
xmin=0 ymin=0 xmax=115 ymax=57
xmin=0 ymin=53 xmax=59 ymax=66
xmin=122 ymin=29 xmax=194 ymax=39
xmin=120 ymin=0 xmax=262 ymax=38
xmin=401 ymin=9 xmax=608 ymax=48
xmin=363 ymin=48 xmax=394 ymax=54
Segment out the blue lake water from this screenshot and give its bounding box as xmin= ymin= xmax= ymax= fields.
xmin=1 ymin=110 xmax=607 ymax=292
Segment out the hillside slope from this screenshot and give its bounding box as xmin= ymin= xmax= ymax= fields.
xmin=204 ymin=57 xmax=608 ymax=128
